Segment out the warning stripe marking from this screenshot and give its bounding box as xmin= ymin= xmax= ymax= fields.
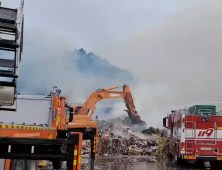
xmin=0 ymin=125 xmax=56 ymax=130
xmin=38 ymin=160 xmax=48 ymax=166
xmin=184 ymin=156 xmax=196 ymax=159
xmin=93 ymin=136 xmax=97 ymax=153
xmin=73 ymin=145 xmax=78 ymax=170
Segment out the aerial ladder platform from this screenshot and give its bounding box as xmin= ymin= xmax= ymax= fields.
xmin=0 ymin=0 xmax=24 ymax=111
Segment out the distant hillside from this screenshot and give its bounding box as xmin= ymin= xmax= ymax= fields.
xmin=16 ymin=47 xmax=134 ymax=97
xmin=75 ymin=48 xmax=134 ymax=81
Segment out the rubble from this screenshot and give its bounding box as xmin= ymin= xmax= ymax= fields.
xmin=82 ymin=117 xmax=165 ymax=160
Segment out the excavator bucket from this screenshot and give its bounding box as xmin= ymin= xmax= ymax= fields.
xmin=125 ymin=109 xmax=147 ymax=129
xmin=131 ymin=116 xmax=147 ymax=127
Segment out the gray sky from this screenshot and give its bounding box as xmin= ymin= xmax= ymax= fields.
xmin=3 ymin=0 xmax=222 ymax=127
xmin=4 ymin=0 xmax=186 ymax=48
xmin=96 ymin=0 xmax=222 ymax=127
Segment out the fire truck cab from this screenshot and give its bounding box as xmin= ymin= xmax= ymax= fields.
xmin=163 ymin=105 xmax=222 ymax=165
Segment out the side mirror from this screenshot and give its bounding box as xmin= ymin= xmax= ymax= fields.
xmin=163 ymin=117 xmax=168 ymax=128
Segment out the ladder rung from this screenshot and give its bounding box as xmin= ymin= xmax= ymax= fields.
xmin=0 ymin=47 xmax=15 ymax=52
xmin=0 ymin=40 xmax=19 ymax=49
xmin=0 ymin=81 xmax=16 ymax=87
xmin=0 ymin=107 xmax=16 ymax=111
xmin=0 ymin=58 xmax=14 ymax=67
xmin=0 ymin=6 xmax=18 ymax=33
xmin=0 ymin=22 xmax=16 ymax=32
xmin=0 ymin=7 xmax=17 ymax=24
xmin=0 ymin=70 xmax=18 ymax=78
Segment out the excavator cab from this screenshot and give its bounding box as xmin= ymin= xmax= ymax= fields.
xmin=75 ymin=106 xmax=82 ymax=113
xmin=66 ymin=105 xmax=83 ymax=123
xmin=66 ymin=106 xmax=73 ymax=123
xmin=0 ymin=0 xmax=24 ymax=111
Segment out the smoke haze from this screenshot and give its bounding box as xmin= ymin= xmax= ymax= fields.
xmin=18 ymin=29 xmax=134 ymax=101
xmin=2 ymin=0 xmax=222 ymax=128
xmin=93 ymin=0 xmax=222 ymax=127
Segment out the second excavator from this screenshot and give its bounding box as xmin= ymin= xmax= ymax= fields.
xmin=67 ymin=84 xmax=146 ymax=127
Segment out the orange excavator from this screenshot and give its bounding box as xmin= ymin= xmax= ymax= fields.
xmin=67 ymin=84 xmax=146 ymax=127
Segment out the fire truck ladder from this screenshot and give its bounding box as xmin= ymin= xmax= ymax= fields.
xmin=185 ymin=118 xmax=195 ymax=154
xmin=0 ymin=0 xmax=24 ymax=111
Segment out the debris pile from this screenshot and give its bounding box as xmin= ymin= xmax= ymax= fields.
xmin=97 ymin=130 xmax=159 ymax=156
xmin=82 ymin=117 xmax=165 ymax=158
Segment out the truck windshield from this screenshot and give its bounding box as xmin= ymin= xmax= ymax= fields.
xmin=198 ymin=109 xmax=212 ymax=115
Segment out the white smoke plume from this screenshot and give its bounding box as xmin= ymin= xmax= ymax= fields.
xmin=93 ymin=0 xmax=222 ymax=128
xmin=3 ymin=0 xmax=222 ymax=128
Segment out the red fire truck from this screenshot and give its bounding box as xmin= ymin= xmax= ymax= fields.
xmin=163 ymin=105 xmax=222 ymax=165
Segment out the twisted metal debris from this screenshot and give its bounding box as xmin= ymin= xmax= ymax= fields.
xmin=82 ymin=117 xmax=166 ymax=161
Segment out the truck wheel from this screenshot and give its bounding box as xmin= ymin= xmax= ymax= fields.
xmin=25 ymin=160 xmax=38 ymax=170
xmin=10 ymin=160 xmax=25 ymax=170
xmin=174 ymin=155 xmax=186 ymax=166
xmin=52 ymin=161 xmax=62 ymax=169
xmin=9 ymin=160 xmax=38 ymax=170
xmin=173 ymin=147 xmax=185 ymax=166
xmin=174 ymin=153 xmax=180 ymax=165
xmin=210 ymin=161 xmax=222 ymax=168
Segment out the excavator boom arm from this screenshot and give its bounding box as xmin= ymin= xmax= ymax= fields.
xmin=70 ymin=84 xmax=146 ymax=126
xmin=78 ymin=90 xmax=124 ymax=116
